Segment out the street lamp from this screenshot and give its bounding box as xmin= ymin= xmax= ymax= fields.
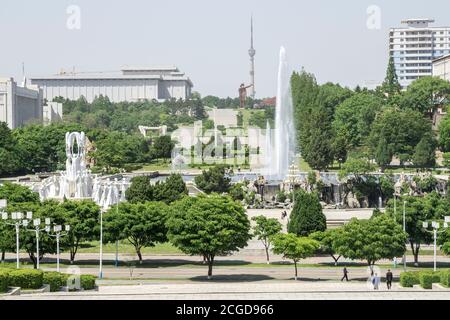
xmin=25 ymin=214 xmax=51 ymax=269
xmin=403 ymin=200 xmax=407 ymax=271
xmin=1 ymin=208 xmax=28 ymax=269
xmin=422 ymin=217 xmax=450 ymax=272
xmin=47 ymin=224 xmax=70 ymax=272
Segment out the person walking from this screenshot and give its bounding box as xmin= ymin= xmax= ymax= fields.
xmin=372 ymin=273 xmax=380 ymax=290
xmin=341 ymin=267 xmax=349 ymax=281
xmin=386 ymin=269 xmax=393 ymax=290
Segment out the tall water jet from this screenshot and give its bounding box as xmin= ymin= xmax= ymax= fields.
xmin=267 ymin=46 xmax=296 ymax=179
xmin=264 ymin=120 xmax=273 ymax=176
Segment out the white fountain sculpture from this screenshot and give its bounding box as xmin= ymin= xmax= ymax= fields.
xmin=264 ymin=47 xmax=297 ymax=179
xmin=37 ymin=132 xmax=129 ymax=210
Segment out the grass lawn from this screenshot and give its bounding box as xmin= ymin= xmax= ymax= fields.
xmin=77 ymin=241 xmax=182 ymax=255
xmin=137 ymin=159 xmax=171 ymax=171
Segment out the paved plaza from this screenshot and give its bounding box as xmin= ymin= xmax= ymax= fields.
xmin=3 ymin=281 xmax=450 ymax=300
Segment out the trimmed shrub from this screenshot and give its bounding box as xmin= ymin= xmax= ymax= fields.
xmin=0 ymin=269 xmax=10 ymax=293
xmin=80 ymin=275 xmax=96 ymax=290
xmin=431 ymin=271 xmax=441 ymax=284
xmin=419 ymin=273 xmax=434 ymax=289
xmin=399 ymin=272 xmax=419 ymax=287
xmin=43 ymin=272 xmax=64 ymax=292
xmin=8 ymin=269 xmax=43 ymax=289
xmin=440 ymin=270 xmax=450 ymax=287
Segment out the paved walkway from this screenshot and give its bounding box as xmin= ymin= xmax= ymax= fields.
xmin=4 ymin=281 xmax=450 ymax=300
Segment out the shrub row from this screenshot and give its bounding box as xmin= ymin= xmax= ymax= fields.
xmin=400 ymin=270 xmax=450 ymax=289
xmin=0 ymin=268 xmax=97 ymax=293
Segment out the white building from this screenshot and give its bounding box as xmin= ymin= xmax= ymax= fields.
xmin=0 ymin=77 xmax=43 ymax=129
xmin=30 ymin=66 xmax=193 ymax=103
xmin=390 ymin=19 xmax=450 ymax=88
xmin=43 ymin=102 xmax=63 ymax=125
xmin=432 ymin=54 xmax=450 ymax=82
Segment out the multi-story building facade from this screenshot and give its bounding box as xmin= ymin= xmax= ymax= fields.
xmin=30 ymin=66 xmax=193 ymax=103
xmin=0 ymin=78 xmax=43 ymax=129
xmin=390 ymin=19 xmax=450 ymax=88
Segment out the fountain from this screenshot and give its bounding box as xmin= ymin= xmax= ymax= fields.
xmin=35 ymin=132 xmax=129 ymax=210
xmin=265 ymin=46 xmax=297 ymax=179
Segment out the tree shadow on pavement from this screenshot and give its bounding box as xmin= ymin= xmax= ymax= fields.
xmin=190 ymin=274 xmax=274 ymax=282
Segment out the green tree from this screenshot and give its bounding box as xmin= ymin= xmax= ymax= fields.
xmin=125 ymin=176 xmax=153 ymax=203
xmin=194 ymin=165 xmax=231 ymax=194
xmin=104 ymin=202 xmax=168 ymax=263
xmin=385 ymin=192 xmax=448 ymax=265
xmin=57 ymin=200 xmax=100 ymax=263
xmin=94 ymin=131 xmax=149 ymax=168
xmin=0 ymin=122 xmax=22 ymax=176
xmin=151 ymin=135 xmax=175 ymax=160
xmin=228 ymin=183 xmax=245 ymax=201
xmin=400 ymin=76 xmax=450 ymax=115
xmin=167 ymin=195 xmax=251 ymax=279
xmin=368 ymin=108 xmax=433 ymax=165
xmin=374 ymin=137 xmax=392 ymax=170
xmin=380 ymin=56 xmax=401 ymax=96
xmin=153 ymin=174 xmax=188 ymax=204
xmin=333 ymin=215 xmax=407 ymax=269
xmin=287 ymin=190 xmax=326 ymax=236
xmin=251 ymin=215 xmax=282 ymax=264
xmin=0 ymin=182 xmax=40 ymax=204
xmin=413 ymin=132 xmax=437 ymax=168
xmin=310 ymin=229 xmax=342 ymax=265
xmin=272 ymin=233 xmax=319 ymax=280
xmin=438 ymin=113 xmax=450 ymax=152
xmin=300 ymin=107 xmax=334 ymax=170
xmin=332 ymin=92 xmax=384 ymax=148
xmin=5 ymin=201 xmax=56 ymax=268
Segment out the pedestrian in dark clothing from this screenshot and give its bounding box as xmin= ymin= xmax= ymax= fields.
xmin=341 ymin=267 xmax=349 ymax=281
xmin=386 ymin=269 xmax=393 ymax=290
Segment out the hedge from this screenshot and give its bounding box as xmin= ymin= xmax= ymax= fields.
xmin=80 ymin=275 xmax=96 ymax=290
xmin=0 ymin=269 xmax=10 ymax=293
xmin=400 ymin=271 xmax=447 ymax=289
xmin=399 ymin=272 xmax=419 ymax=287
xmin=43 ymin=272 xmax=65 ymax=292
xmin=8 ymin=269 xmax=43 ymax=289
xmin=440 ymin=270 xmax=450 ymax=287
xmin=419 ymin=273 xmax=434 ymax=289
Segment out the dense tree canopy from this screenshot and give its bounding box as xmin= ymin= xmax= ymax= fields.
xmin=252 ymin=215 xmax=282 ymax=264
xmin=167 ymin=195 xmax=251 ymax=278
xmin=333 ymin=215 xmax=407 ymax=268
xmin=104 ymin=201 xmax=169 ymax=262
xmin=194 ymin=166 xmax=231 ymax=194
xmin=287 ymin=190 xmax=326 ymax=236
xmin=399 ymin=76 xmax=450 ymax=115
xmin=272 ymin=233 xmax=319 ymax=280
xmin=368 ymin=108 xmax=433 ymax=166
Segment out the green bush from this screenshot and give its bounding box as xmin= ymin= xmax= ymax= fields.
xmin=431 ymin=271 xmax=441 ymax=284
xmin=43 ymin=272 xmax=64 ymax=292
xmin=440 ymin=270 xmax=450 ymax=287
xmin=399 ymin=272 xmax=420 ymax=287
xmin=8 ymin=269 xmax=43 ymax=289
xmin=0 ymin=269 xmax=10 ymax=293
xmin=419 ymin=273 xmax=434 ymax=289
xmin=80 ymin=275 xmax=96 ymax=290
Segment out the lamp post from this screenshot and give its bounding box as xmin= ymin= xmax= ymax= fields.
xmin=25 ymin=214 xmax=51 ymax=269
xmin=422 ymin=217 xmax=450 ymax=272
xmin=403 ymin=200 xmax=407 ymax=271
xmin=1 ymin=208 xmax=29 ymax=269
xmin=99 ymin=208 xmax=105 ymax=279
xmin=47 ymin=224 xmax=70 ymax=272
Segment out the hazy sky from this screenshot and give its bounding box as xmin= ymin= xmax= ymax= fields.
xmin=1 ymin=0 xmax=449 ymax=97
